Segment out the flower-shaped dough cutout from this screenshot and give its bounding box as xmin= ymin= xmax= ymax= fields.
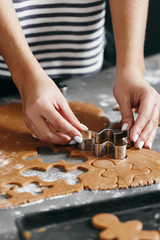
xmin=92 ymin=213 xmax=159 ymax=240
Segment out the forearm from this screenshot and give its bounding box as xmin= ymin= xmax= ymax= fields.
xmin=0 ymin=0 xmax=42 ymax=90
xmin=110 ymin=0 xmax=160 ymax=150
xmin=109 ymin=0 xmax=149 ymax=72
xmin=0 ymin=0 xmax=85 ymax=145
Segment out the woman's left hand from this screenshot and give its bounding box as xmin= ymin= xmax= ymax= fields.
xmin=113 ymin=66 xmax=160 ymax=150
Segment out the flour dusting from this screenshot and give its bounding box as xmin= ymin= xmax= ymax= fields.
xmin=97 ymin=94 xmax=116 ymax=107
xmin=17 ymin=183 xmax=42 ymax=195
xmin=0 ymin=159 xmax=10 ymax=167
xmin=145 ymin=69 xmax=160 ymax=85
xmin=22 ymin=168 xmax=84 ymax=185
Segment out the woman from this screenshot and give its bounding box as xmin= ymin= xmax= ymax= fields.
xmin=0 ymin=0 xmax=159 ymax=149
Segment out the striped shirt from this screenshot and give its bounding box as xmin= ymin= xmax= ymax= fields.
xmin=0 ymin=0 xmax=106 ymax=81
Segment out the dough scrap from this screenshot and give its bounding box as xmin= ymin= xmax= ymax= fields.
xmin=69 ymin=101 xmax=110 ymax=132
xmin=111 ymin=121 xmax=122 ymax=130
xmin=92 ymin=213 xmax=159 ymax=240
xmin=0 ymin=102 xmax=160 ymax=208
xmin=114 ymin=105 xmax=137 ymax=113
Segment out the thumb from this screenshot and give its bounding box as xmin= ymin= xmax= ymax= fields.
xmin=119 ymin=100 xmax=134 ymax=131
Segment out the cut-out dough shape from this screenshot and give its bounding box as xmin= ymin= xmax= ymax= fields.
xmin=53 ymin=144 xmax=160 ymax=190
xmin=92 ymin=213 xmax=160 ymax=240
xmin=92 ymin=160 xmax=150 ymax=188
xmin=0 ymin=102 xmax=160 ymax=208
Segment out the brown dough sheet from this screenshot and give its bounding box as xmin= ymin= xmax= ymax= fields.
xmin=69 ymin=101 xmax=110 ymax=132
xmin=0 ymin=102 xmax=160 ymax=209
xmin=92 ymin=213 xmax=159 ymax=240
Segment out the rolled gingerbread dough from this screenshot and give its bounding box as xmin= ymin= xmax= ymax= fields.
xmin=0 ymin=102 xmax=160 ymax=209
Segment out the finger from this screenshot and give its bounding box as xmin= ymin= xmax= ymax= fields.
xmin=42 ymin=104 xmax=83 ymax=143
xmin=30 ymin=117 xmax=71 ymax=145
xmin=25 ymin=118 xmax=43 ymax=140
xmin=144 ymin=128 xmax=157 ymax=150
xmin=136 ymin=127 xmax=157 ymax=150
xmin=119 ymin=98 xmax=134 ymax=131
xmin=134 ymin=104 xmax=159 ymax=149
xmin=130 ymin=93 xmax=154 ymax=142
xmin=58 ymin=101 xmax=88 ymax=131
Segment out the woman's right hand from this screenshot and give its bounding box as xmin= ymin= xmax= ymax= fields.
xmin=17 ymin=69 xmax=87 ymax=145
xmin=0 ymin=1 xmax=86 ymax=145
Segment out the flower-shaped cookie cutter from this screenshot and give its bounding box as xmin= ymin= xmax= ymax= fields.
xmin=76 ymin=129 xmax=132 ymax=160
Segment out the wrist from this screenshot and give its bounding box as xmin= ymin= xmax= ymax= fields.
xmin=114 ymin=64 xmax=146 ymax=86
xmin=116 ymin=53 xmax=145 ymax=75
xmin=115 ymin=64 xmax=145 ymax=79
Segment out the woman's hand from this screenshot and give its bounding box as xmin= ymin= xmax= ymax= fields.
xmin=0 ymin=0 xmax=86 ymax=145
xmin=17 ymin=69 xmax=87 ymax=145
xmin=113 ymin=67 xmax=160 ymax=150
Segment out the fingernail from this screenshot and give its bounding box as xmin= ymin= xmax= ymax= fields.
xmin=148 ymin=141 xmax=152 ymax=149
xmin=80 ymin=123 xmax=88 ymax=130
xmin=69 ymin=140 xmax=77 ymax=145
xmin=138 ymin=141 xmax=144 ymax=150
xmin=133 ymin=134 xmax=139 ymax=142
xmin=121 ymin=123 xmax=129 ymax=131
xmin=74 ymin=136 xmax=83 ymax=143
xmin=32 ymin=134 xmax=39 ymax=139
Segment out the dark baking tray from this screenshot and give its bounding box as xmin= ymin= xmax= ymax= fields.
xmin=17 ymin=191 xmax=160 ymax=240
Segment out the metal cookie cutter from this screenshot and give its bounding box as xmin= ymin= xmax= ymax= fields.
xmin=76 ymin=129 xmax=132 ymax=160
